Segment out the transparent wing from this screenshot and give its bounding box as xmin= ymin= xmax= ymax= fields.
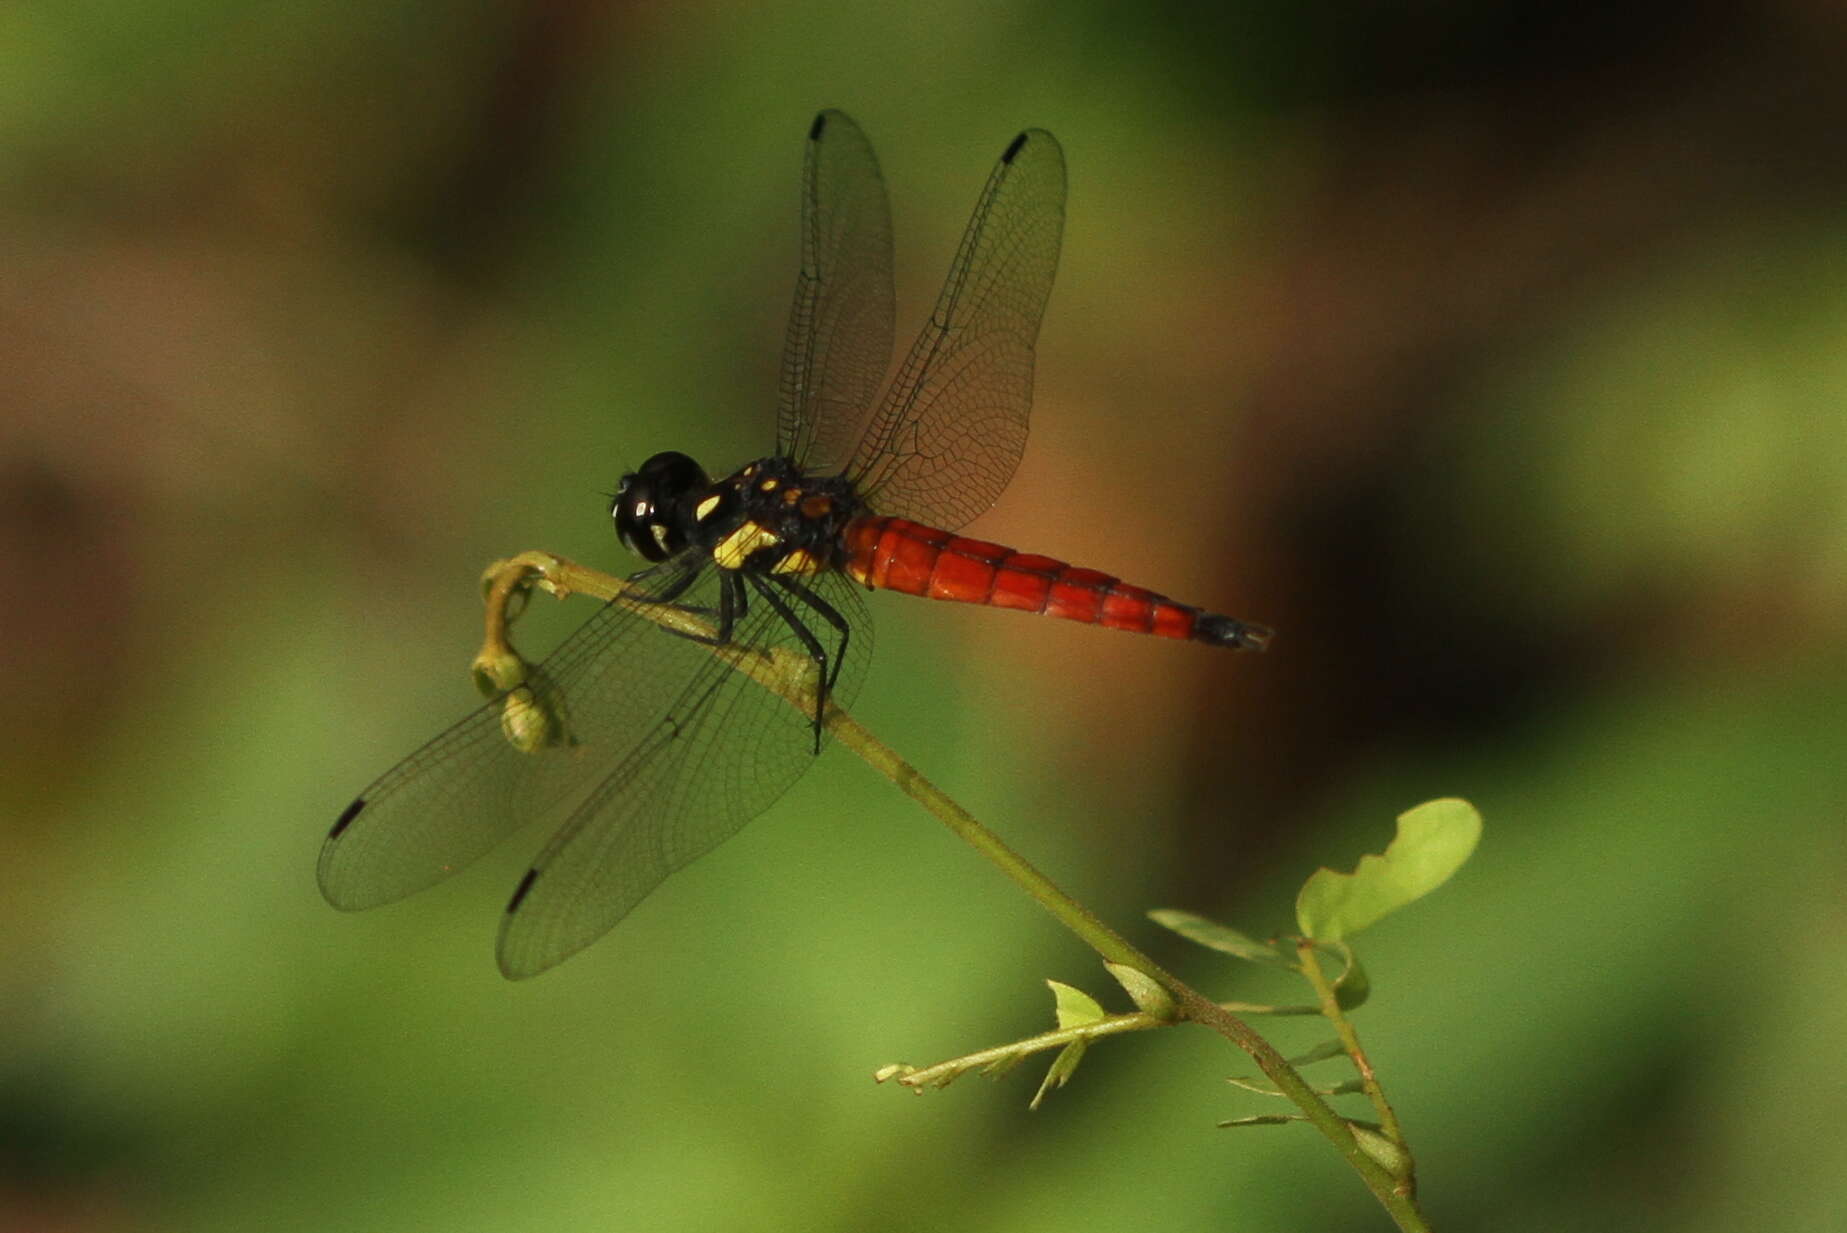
xmin=496 ymin=570 xmax=870 ymax=979
xmin=319 ymin=560 xmax=868 ymax=958
xmin=319 ymin=554 xmax=709 ymax=910
xmin=775 ymin=109 xmax=896 ymax=474
xmin=845 ymin=127 xmax=1065 ymax=531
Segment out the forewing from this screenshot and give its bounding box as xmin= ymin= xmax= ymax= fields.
xmin=846 ymin=128 xmax=1065 ymax=531
xmin=496 ymin=570 xmax=872 ymax=979
xmin=776 ymin=110 xmax=896 ymax=474
xmin=319 ymin=554 xmax=711 ymax=911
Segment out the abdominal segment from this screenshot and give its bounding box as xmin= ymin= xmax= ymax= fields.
xmin=841 ymin=515 xmax=1249 ymax=644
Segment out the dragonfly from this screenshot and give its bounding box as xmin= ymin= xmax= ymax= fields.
xmin=321 ymin=110 xmax=1271 ymax=979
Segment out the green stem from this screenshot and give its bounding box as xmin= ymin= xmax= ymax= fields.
xmin=827 ymin=688 xmax=1426 ymax=1227
xmin=881 ymin=987 xmax=1308 ymax=1092
xmin=478 ymin=551 xmax=1431 ymax=1232
xmin=835 ymin=708 xmax=1152 ymax=970
xmin=1298 ymin=941 xmax=1416 ymax=1195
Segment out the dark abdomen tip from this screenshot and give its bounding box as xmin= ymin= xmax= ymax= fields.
xmin=1194 ymin=614 xmax=1273 ymax=651
xmin=329 ymin=797 xmax=365 ymax=839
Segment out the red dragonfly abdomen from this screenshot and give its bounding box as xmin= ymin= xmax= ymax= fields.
xmin=841 ymin=516 xmax=1270 ymax=650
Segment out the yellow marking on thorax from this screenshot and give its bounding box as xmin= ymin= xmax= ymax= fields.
xmin=713 ymin=521 xmax=781 ymax=570
xmin=771 ymin=548 xmax=823 ymax=576
xmin=694 ymin=494 xmax=722 ymax=521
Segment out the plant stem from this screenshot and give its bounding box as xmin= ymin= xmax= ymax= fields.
xmin=478 ymin=550 xmax=1431 ymax=1232
xmin=1299 ymin=941 xmax=1416 ymax=1196
xmin=838 ymin=702 xmax=1428 ymax=1230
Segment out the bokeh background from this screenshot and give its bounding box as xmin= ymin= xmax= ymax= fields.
xmin=4 ymin=3 xmax=1845 ymax=1230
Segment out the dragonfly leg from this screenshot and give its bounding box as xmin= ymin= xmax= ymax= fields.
xmin=649 ymin=569 xmax=744 ymax=648
xmin=622 ymin=558 xmax=725 ymax=623
xmin=744 ymin=572 xmax=833 ymax=751
xmin=766 ymin=574 xmax=852 ymax=696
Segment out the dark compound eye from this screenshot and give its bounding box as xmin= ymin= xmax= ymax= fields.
xmin=613 ymin=451 xmax=709 ymax=561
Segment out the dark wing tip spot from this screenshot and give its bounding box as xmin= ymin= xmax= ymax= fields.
xmin=329 ymin=797 xmax=366 ymax=839
xmin=809 ymin=111 xmax=829 ymax=140
xmin=1002 ymin=131 xmax=1030 ymax=163
xmin=506 ymin=868 xmax=540 ymax=915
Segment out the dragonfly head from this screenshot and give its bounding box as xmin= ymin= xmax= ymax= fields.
xmin=614 ymin=451 xmax=710 ymax=562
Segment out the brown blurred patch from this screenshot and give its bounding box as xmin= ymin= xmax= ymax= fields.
xmin=1158 ymin=9 xmax=1847 ymax=891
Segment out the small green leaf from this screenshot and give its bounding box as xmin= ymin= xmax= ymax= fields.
xmin=1218 ymin=1114 xmax=1306 ymax=1128
xmin=1227 ymin=1073 xmax=1364 ymax=1098
xmin=1296 ymin=798 xmax=1482 ymax=941
xmin=1104 ymin=962 xmax=1178 ymax=1022
xmin=1287 ymin=1039 xmax=1348 ymax=1067
xmin=1147 ymin=909 xmax=1292 ymax=967
xmin=980 ymin=1052 xmax=1027 ymax=1079
xmin=1302 ymin=940 xmax=1372 ymax=1010
xmin=1244 ymin=1002 xmax=1326 ymax=1017
xmin=1225 ymin=1074 xmax=1287 ymax=1096
xmin=1030 ymin=1040 xmax=1088 ymax=1110
xmin=1046 ymin=980 xmax=1106 ymax=1029
xmin=1349 ymin=1123 xmax=1411 ymax=1178
xmin=1333 ymin=949 xmax=1371 ymax=1010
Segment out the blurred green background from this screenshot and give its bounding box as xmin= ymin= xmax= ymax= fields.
xmin=4 ymin=3 xmax=1845 ymax=1230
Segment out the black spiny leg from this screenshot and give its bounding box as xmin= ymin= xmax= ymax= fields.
xmin=653 ymin=569 xmax=744 ymax=648
xmin=714 ymin=570 xmax=742 ymax=644
xmin=767 ymin=574 xmax=852 ymax=698
xmin=625 ymin=557 xmax=723 ymax=628
xmin=744 ymin=572 xmax=832 ymax=752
